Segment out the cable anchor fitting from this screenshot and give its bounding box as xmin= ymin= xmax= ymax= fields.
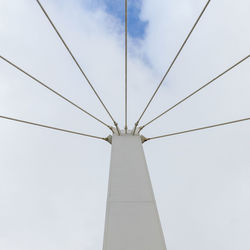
xmin=132 ymin=121 xmax=139 ymax=135
xmin=113 ymin=122 xmax=121 ymax=135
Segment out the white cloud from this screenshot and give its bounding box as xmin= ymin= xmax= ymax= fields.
xmin=0 ymin=0 xmax=249 ymax=249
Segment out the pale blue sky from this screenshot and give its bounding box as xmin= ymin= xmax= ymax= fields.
xmin=86 ymin=0 xmax=148 ymax=38
xmin=0 ymin=1 xmax=250 ymax=250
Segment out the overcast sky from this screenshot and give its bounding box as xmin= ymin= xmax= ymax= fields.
xmin=0 ymin=0 xmax=250 ymax=249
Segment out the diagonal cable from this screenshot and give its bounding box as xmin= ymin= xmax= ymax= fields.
xmin=0 ymin=115 xmax=108 ymax=141
xmin=144 ymin=117 xmax=250 ymax=141
xmin=140 ymin=55 xmax=250 ymax=131
xmin=0 ymin=55 xmax=111 ymax=130
xmin=133 ymin=0 xmax=211 ymax=134
xmin=125 ymin=0 xmax=128 ymax=133
xmin=36 ymin=0 xmax=120 ymax=134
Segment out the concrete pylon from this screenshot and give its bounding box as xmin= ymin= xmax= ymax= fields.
xmin=103 ymin=132 xmax=166 ymax=250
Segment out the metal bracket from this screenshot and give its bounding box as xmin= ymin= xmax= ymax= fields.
xmin=140 ymin=135 xmax=148 ymax=143
xmin=104 ymin=135 xmax=113 ymax=144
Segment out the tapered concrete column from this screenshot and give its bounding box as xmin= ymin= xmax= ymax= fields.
xmin=103 ymin=133 xmax=166 ymax=250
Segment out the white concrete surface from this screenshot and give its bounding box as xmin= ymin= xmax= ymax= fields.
xmin=103 ymin=133 xmax=166 ymax=250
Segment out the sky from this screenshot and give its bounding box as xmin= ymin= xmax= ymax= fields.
xmin=97 ymin=0 xmax=147 ymax=38
xmin=0 ymin=0 xmax=250 ymax=249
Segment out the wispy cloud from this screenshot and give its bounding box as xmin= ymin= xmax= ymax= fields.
xmin=0 ymin=0 xmax=249 ymax=249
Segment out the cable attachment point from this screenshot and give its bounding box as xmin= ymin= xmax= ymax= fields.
xmin=113 ymin=122 xmax=121 ymax=135
xmin=138 ymin=125 xmax=145 ymax=133
xmin=104 ymin=135 xmax=113 ymax=144
xmin=124 ymin=125 xmax=128 ymax=134
xmin=108 ymin=125 xmax=114 ymax=133
xmin=132 ymin=121 xmax=139 ymax=135
xmin=140 ymin=135 xmax=149 ymax=143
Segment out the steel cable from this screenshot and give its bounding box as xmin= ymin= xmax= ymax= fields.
xmin=36 ymin=0 xmax=120 ymax=134
xmin=0 ymin=55 xmax=112 ymax=130
xmin=140 ymin=55 xmax=250 ymax=131
xmin=125 ymin=0 xmax=128 ymax=133
xmin=133 ymin=0 xmax=211 ymax=134
xmin=145 ymin=117 xmax=250 ymax=141
xmin=0 ymin=115 xmax=107 ymax=141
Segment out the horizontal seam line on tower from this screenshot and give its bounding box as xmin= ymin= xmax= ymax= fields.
xmin=108 ymin=200 xmax=154 ymax=203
